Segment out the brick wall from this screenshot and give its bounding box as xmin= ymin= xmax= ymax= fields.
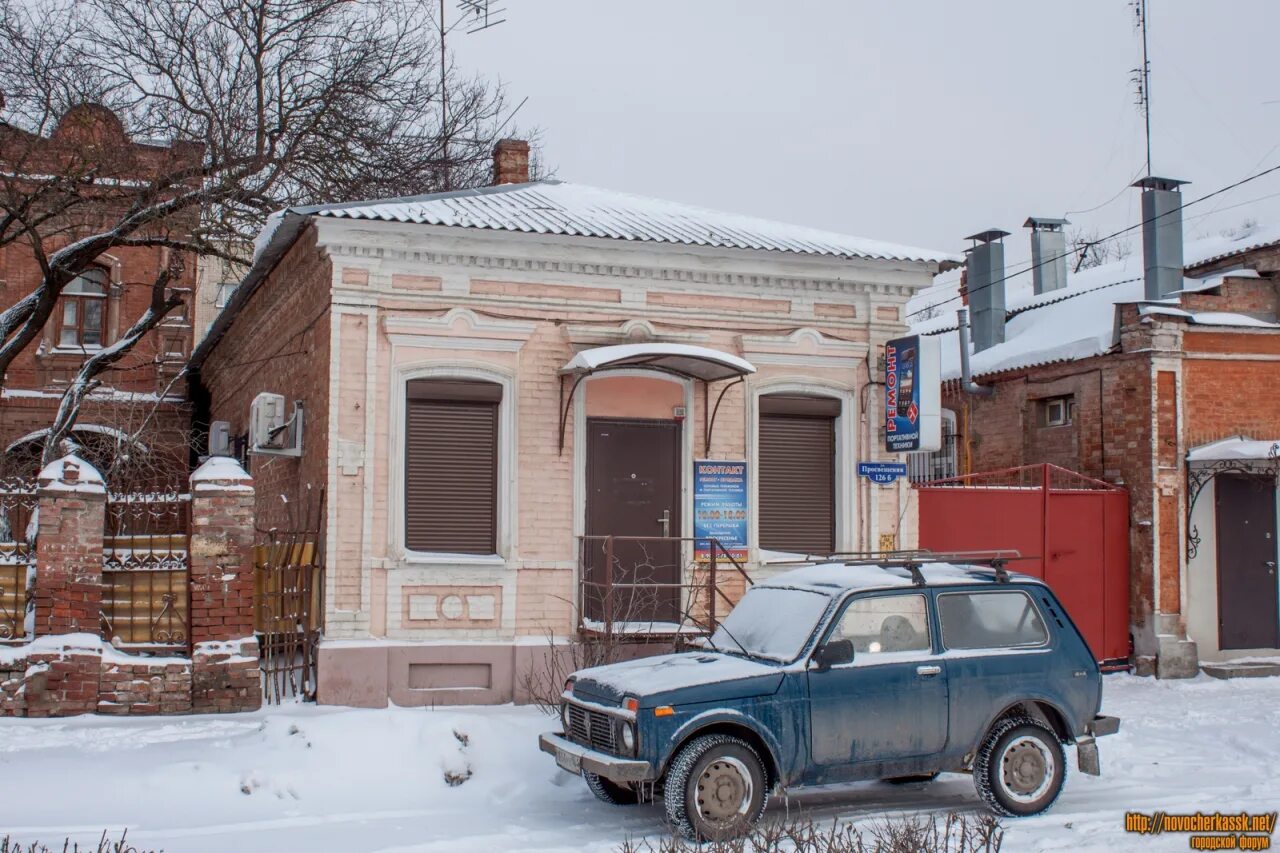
xmin=197 ymin=225 xmax=332 ymax=529
xmin=0 ymin=105 xmax=198 ymax=470
xmin=0 ymin=454 xmax=261 ymax=717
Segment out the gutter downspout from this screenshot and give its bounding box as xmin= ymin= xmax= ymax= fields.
xmin=957 ymin=308 xmax=993 ymax=397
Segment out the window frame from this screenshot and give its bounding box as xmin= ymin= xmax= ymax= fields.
xmin=823 ymin=591 xmax=935 ymax=667
xmin=752 ymin=385 xmax=853 ymax=558
xmin=392 ymin=364 xmax=515 ymax=565
xmin=56 ymin=266 xmax=109 ymax=350
xmin=908 ymin=408 xmax=959 ymax=483
xmin=936 ymin=589 xmax=1052 ymax=652
xmin=1038 ymin=395 xmax=1074 ymax=428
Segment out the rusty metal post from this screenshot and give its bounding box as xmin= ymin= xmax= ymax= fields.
xmin=604 ymin=535 xmax=615 ymax=637
xmin=1041 ymin=463 xmax=1052 ymax=577
xmin=708 ymin=541 xmax=718 ymax=630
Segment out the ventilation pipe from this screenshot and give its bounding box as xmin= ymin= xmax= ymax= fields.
xmin=964 ymin=229 xmax=1010 ymax=353
xmin=956 ymin=308 xmax=992 ymax=396
xmin=1025 ymin=217 xmax=1069 ymax=294
xmin=1133 ymin=176 xmax=1188 ymax=299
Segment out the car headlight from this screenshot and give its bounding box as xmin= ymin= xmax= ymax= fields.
xmin=560 ymin=702 xmax=570 ymax=733
xmin=620 ymin=721 xmax=636 ymax=753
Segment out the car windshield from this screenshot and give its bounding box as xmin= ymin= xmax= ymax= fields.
xmin=710 ymin=586 xmax=832 ymax=663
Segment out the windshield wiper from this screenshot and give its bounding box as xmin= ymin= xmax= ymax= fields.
xmin=705 ymin=618 xmax=754 ymax=659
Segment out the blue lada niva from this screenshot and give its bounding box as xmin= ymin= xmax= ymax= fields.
xmin=539 ymin=558 xmax=1120 ymax=841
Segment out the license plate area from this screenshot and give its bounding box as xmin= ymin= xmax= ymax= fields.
xmin=556 ymin=747 xmax=582 ymax=775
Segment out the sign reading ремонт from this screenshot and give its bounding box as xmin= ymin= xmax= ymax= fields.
xmin=885 ymin=334 xmax=942 ymax=453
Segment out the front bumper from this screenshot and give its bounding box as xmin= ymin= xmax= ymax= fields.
xmin=539 ymin=732 xmax=655 ymax=783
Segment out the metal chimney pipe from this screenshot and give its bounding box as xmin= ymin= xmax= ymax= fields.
xmin=1025 ymin=217 xmax=1070 ymax=295
xmin=957 ymin=308 xmax=992 ymax=397
xmin=1133 ymin=176 xmax=1188 ymax=299
xmin=964 ymin=229 xmax=1011 ymax=353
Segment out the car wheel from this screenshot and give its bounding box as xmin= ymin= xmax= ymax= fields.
xmin=584 ymin=771 xmax=643 ymax=805
xmin=883 ymin=772 xmax=941 ymax=785
xmin=663 ymin=734 xmax=768 ymax=842
xmin=974 ymin=716 xmax=1066 ymax=817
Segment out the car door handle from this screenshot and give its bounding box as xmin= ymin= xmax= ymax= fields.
xmin=916 ymin=665 xmax=942 ymax=677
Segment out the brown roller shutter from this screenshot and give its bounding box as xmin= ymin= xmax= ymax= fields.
xmin=759 ymin=399 xmax=836 ymax=554
xmin=404 ymin=381 xmax=500 ymax=554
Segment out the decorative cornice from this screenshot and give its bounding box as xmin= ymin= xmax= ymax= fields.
xmin=320 ymin=239 xmax=919 ymax=299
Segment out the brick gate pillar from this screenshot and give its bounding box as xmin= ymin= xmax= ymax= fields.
xmin=33 ymin=454 xmax=106 ymax=637
xmin=189 ymin=456 xmax=261 ymax=713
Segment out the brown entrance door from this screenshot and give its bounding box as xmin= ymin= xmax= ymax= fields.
xmin=585 ymin=418 xmax=682 ymax=625
xmin=1215 ymin=473 xmax=1279 ymax=650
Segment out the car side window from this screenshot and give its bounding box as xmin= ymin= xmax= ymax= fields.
xmin=832 ymin=594 xmax=931 ymax=660
xmin=938 ymin=590 xmax=1049 ymax=650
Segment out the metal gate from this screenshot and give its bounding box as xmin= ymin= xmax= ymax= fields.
xmin=254 ymin=491 xmax=325 ymax=704
xmin=916 ymin=463 xmax=1130 ymax=667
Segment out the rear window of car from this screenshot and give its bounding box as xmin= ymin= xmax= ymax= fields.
xmin=937 ymin=590 xmax=1049 ymax=650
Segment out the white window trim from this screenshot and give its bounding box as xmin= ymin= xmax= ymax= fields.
xmin=747 ymin=378 xmax=858 ymax=561
xmin=388 ymin=361 xmax=516 ymax=566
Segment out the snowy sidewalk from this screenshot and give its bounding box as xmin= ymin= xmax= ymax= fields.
xmin=1 ymin=673 xmax=1277 ymax=852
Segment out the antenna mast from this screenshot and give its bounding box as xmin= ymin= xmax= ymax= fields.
xmin=1131 ymin=0 xmax=1152 ymax=177
xmin=437 ymin=0 xmax=508 ymax=190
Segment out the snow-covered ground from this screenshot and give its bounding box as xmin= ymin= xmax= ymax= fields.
xmin=2 ymin=673 xmax=1277 ymax=852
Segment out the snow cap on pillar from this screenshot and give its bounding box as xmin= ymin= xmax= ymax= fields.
xmin=191 ymin=455 xmax=254 ymax=493
xmin=36 ymin=454 xmax=106 ymax=495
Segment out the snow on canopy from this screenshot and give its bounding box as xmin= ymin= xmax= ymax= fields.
xmin=1187 ymin=436 xmax=1280 ymax=462
xmin=561 ymin=343 xmax=756 ymax=382
xmin=291 ymin=180 xmax=960 ymax=265
xmin=909 ymin=223 xmax=1280 ymax=381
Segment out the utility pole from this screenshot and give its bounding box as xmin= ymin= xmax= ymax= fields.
xmin=1132 ymin=0 xmax=1153 ymax=177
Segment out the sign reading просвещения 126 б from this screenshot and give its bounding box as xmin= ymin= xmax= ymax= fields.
xmin=693 ymin=460 xmax=748 ymax=563
xmin=884 ymin=334 xmax=942 ymax=453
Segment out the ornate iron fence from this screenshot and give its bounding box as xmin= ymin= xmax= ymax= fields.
xmin=101 ymin=490 xmax=191 ymax=651
xmin=0 ymin=477 xmax=37 ymax=643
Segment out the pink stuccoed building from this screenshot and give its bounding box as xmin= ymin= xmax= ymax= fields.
xmin=189 ymin=141 xmax=958 ymax=707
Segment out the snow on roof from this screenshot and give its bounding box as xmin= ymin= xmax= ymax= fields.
xmin=1187 ymin=436 xmax=1280 ymax=462
xmin=760 ymin=561 xmax=1034 ymax=593
xmin=291 ymin=180 xmax=960 ymax=265
xmin=561 ymin=343 xmax=756 ymax=382
xmin=910 ymin=226 xmax=1280 ymax=381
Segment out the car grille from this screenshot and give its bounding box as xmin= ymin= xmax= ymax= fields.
xmin=565 ymin=702 xmax=619 ymax=754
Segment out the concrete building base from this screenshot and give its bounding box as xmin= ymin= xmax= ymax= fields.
xmin=316 ymin=638 xmax=677 ymax=708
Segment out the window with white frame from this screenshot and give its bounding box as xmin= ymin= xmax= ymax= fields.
xmin=403 ymin=378 xmax=501 ymax=555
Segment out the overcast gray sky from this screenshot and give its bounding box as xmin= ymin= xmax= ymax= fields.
xmin=454 ymin=1 xmax=1280 ymax=268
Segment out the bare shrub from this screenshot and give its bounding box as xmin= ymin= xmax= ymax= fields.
xmin=1 ymin=830 xmax=160 ymax=853
xmin=618 ymin=810 xmax=1003 ymax=853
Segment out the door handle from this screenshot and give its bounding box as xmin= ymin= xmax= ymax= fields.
xmin=916 ymin=665 xmax=942 ymax=677
xmin=657 ymin=509 xmax=670 ymax=538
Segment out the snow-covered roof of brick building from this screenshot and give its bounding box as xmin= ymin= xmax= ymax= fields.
xmin=909 ymin=224 xmax=1280 ymax=381
xmin=276 ymin=180 xmax=960 ymax=265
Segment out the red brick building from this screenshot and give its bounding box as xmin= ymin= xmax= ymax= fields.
xmin=0 ymin=105 xmax=198 ymax=482
xmin=911 ymin=190 xmax=1280 ymax=677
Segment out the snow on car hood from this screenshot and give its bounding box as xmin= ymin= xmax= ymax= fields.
xmin=571 ymin=652 xmax=784 ymax=706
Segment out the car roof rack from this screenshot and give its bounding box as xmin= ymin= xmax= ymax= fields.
xmin=836 ymin=549 xmax=1028 ymax=585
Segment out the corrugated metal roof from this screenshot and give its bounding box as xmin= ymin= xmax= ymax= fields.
xmin=293 ymin=180 xmax=959 ymax=265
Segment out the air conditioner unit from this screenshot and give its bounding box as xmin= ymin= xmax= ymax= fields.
xmin=208 ymin=421 xmax=232 ymax=456
xmin=249 ymin=393 xmax=304 ymax=457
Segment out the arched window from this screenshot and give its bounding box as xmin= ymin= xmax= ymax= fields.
xmin=58 ymin=266 xmax=108 ymax=348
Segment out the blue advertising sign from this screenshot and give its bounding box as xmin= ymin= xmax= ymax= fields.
xmin=857 ymin=461 xmax=908 ymax=485
xmin=885 ymin=334 xmax=941 ymax=453
xmin=694 ymin=460 xmax=748 ymax=562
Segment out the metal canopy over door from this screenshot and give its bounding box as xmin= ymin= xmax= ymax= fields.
xmin=584 ymin=418 xmax=682 ymax=624
xmin=1214 ymin=473 xmax=1279 ymax=650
